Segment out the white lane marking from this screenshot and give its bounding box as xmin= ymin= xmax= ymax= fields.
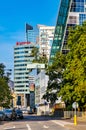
xmin=4 ymin=126 xmax=15 ymax=129
xmin=43 ymin=125 xmax=49 ymax=129
xmin=52 ymin=120 xmax=65 ymax=127
xmin=26 ymin=124 xmax=31 ymax=130
xmin=52 ymin=120 xmax=74 ymax=127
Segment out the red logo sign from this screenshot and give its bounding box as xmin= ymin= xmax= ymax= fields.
xmin=16 ymin=42 xmax=31 ymax=45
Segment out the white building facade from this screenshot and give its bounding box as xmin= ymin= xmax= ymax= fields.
xmin=37 ymin=25 xmax=55 ymax=60
xmin=14 ymin=42 xmax=35 ymax=107
xmin=35 ymin=70 xmax=49 ymax=105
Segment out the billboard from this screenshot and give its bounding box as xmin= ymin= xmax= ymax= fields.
xmin=27 ymin=63 xmax=45 ymax=69
xmin=29 ymin=83 xmax=35 ymax=92
xmin=30 ymin=84 xmax=35 ymax=111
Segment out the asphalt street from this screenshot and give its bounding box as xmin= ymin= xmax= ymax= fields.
xmin=0 ymin=115 xmax=71 ymax=130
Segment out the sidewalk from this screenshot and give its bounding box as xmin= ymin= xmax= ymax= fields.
xmin=62 ymin=117 xmax=86 ymax=130
xmin=65 ymin=118 xmax=86 ymax=130
xmin=52 ymin=117 xmax=86 ymax=130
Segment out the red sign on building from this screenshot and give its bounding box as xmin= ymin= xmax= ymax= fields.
xmin=16 ymin=42 xmax=31 ymax=45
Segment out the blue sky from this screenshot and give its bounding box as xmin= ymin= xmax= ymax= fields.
xmin=0 ymin=0 xmax=60 ymax=80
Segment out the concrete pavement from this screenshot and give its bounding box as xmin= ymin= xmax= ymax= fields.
xmin=52 ymin=117 xmax=86 ymax=130
xmin=0 ymin=115 xmax=86 ymax=130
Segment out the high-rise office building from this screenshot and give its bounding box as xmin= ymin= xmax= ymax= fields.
xmin=26 ymin=23 xmax=38 ymax=44
xmin=37 ymin=24 xmax=55 ymax=60
xmin=14 ymin=24 xmax=54 ymax=108
xmin=50 ymin=0 xmax=86 ymax=62
xmin=14 ymin=42 xmax=35 ymax=107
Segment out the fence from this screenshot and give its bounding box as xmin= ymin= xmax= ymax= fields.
xmin=54 ymin=110 xmax=86 ymax=118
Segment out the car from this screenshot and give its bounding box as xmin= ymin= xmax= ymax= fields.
xmin=3 ymin=109 xmax=17 ymax=120
xmin=21 ymin=109 xmax=29 ymax=114
xmin=16 ymin=109 xmax=23 ymax=119
xmin=0 ymin=111 xmax=6 ymax=121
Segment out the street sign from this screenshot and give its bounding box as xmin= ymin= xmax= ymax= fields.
xmin=72 ymin=102 xmax=78 ymax=109
xmin=27 ymin=63 xmax=45 ymax=69
xmin=72 ymin=102 xmax=79 ymax=126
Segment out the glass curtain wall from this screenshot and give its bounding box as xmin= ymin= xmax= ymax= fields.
xmin=49 ymin=0 xmax=86 ymax=64
xmin=62 ymin=0 xmax=86 ymax=53
xmin=49 ymin=0 xmax=72 ymax=64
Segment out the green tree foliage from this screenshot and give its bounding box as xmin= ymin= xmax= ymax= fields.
xmin=31 ymin=47 xmax=48 ymax=68
xmin=0 ymin=63 xmax=5 ymax=77
xmin=44 ymin=52 xmax=66 ymax=104
xmin=59 ymin=22 xmax=86 ymax=110
xmin=44 ymin=22 xmax=86 ymax=109
xmin=31 ymin=47 xmax=39 ymax=61
xmin=37 ymin=55 xmax=48 ymax=68
xmin=0 ymin=63 xmax=13 ymax=108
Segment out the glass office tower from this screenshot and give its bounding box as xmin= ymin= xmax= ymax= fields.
xmin=49 ymin=0 xmax=86 ymax=63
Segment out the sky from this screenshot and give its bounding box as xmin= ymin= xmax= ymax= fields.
xmin=0 ymin=0 xmax=60 ymax=80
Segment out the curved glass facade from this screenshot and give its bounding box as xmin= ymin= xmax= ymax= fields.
xmin=49 ymin=0 xmax=72 ymax=64
xmin=70 ymin=0 xmax=84 ymax=12
xmin=50 ymin=0 xmax=86 ymax=64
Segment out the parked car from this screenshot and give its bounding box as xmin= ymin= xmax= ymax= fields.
xmin=0 ymin=111 xmax=6 ymax=121
xmin=21 ymin=109 xmax=28 ymax=114
xmin=3 ymin=109 xmax=17 ymax=120
xmin=16 ymin=109 xmax=23 ymax=119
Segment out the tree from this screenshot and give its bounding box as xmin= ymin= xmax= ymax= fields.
xmin=44 ymin=52 xmax=66 ymax=105
xmin=59 ymin=22 xmax=86 ymax=110
xmin=31 ymin=47 xmax=39 ymax=61
xmin=0 ymin=63 xmax=13 ymax=108
xmin=31 ymin=46 xmax=48 ymax=68
xmin=0 ymin=63 xmax=5 ymax=77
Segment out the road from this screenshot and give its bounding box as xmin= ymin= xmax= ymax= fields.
xmin=0 ymin=115 xmax=71 ymax=130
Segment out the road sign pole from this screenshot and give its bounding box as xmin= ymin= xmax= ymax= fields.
xmin=72 ymin=102 xmax=78 ymax=126
xmin=74 ymin=107 xmax=77 ymax=125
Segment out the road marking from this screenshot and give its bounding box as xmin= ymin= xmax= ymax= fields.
xmin=4 ymin=126 xmax=15 ymax=129
xmin=52 ymin=120 xmax=64 ymax=127
xmin=26 ymin=124 xmax=31 ymax=130
xmin=52 ymin=120 xmax=73 ymax=127
xmin=43 ymin=125 xmax=49 ymax=129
